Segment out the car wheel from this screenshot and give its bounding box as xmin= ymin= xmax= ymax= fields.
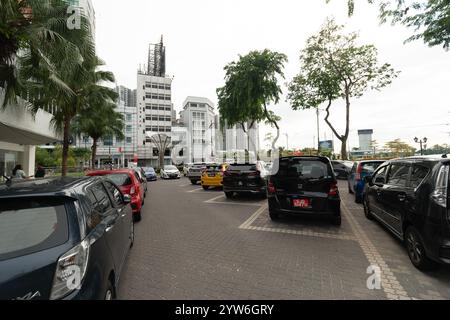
xmin=133 ymin=211 xmax=142 ymax=222
xmin=405 ymin=226 xmax=438 ymax=271
xmin=269 ymin=209 xmax=280 ymax=221
xmin=202 ymin=185 xmax=209 ymax=190
xmin=363 ymin=196 xmax=374 ymax=220
xmin=331 ymin=215 xmax=341 ymax=226
xmin=104 ymin=280 xmax=115 ymax=300
xmin=129 ymin=221 xmax=135 ymax=248
xmin=225 ymin=191 xmax=234 ymax=199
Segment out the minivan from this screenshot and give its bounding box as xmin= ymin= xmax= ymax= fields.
xmin=364 ymin=155 xmax=450 ymax=270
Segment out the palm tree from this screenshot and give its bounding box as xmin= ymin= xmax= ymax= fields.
xmin=72 ymin=102 xmax=125 ymax=169
xmin=1 ymin=0 xmax=86 ymax=108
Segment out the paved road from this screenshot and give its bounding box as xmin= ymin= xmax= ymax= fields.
xmin=118 ymin=178 xmax=450 ymax=300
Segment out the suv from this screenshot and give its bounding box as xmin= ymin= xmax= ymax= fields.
xmin=0 ymin=177 xmax=134 ymax=300
xmin=364 ymin=155 xmax=450 ymax=270
xmin=267 ymin=156 xmax=341 ymax=226
xmin=187 ymin=163 xmax=207 ymax=185
xmin=222 ymin=161 xmax=268 ymax=198
xmin=348 ymin=160 xmax=386 ymax=203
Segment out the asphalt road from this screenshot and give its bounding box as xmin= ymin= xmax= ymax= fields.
xmin=117 ymin=178 xmax=450 ymax=300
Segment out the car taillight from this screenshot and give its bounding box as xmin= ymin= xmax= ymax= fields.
xmin=355 ymin=165 xmax=362 ymax=181
xmin=268 ymin=181 xmax=276 ymax=194
xmin=329 ymin=182 xmax=339 ymax=196
xmin=432 ymin=165 xmax=449 ymax=210
xmin=130 ymin=186 xmax=136 ymax=195
xmin=50 ymin=239 xmax=90 ymax=300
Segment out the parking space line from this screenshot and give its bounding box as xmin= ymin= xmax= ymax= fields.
xmin=341 ymin=201 xmax=416 ymax=300
xmin=239 ymin=205 xmax=268 ymax=229
xmin=204 ymin=195 xmax=226 ymax=203
xmin=186 ymin=188 xmax=203 ymax=193
xmin=205 ymin=196 xmax=266 ymax=207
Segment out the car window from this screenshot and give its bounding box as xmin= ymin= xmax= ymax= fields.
xmin=134 ymin=172 xmax=141 ymax=182
xmin=104 ymin=181 xmax=124 ymax=206
xmin=387 ymin=164 xmax=410 ymax=187
xmin=228 ymin=164 xmax=257 ymax=171
xmin=351 ymin=163 xmax=357 ymax=173
xmin=91 ymin=183 xmax=113 ymax=214
xmin=410 ymin=165 xmax=429 ymax=188
xmin=361 ymin=162 xmax=383 ymax=174
xmin=276 ymin=159 xmax=332 ymax=179
xmin=0 ymin=197 xmax=69 ymax=261
xmin=105 ymin=173 xmax=132 ymax=186
xmin=373 ymin=165 xmax=388 ymax=185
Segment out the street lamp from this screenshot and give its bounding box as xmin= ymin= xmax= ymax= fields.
xmin=414 ymin=137 xmax=428 ymax=156
xmin=284 ymin=133 xmax=289 ymax=150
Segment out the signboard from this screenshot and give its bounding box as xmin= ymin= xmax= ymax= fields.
xmin=319 ymin=140 xmax=333 ymax=151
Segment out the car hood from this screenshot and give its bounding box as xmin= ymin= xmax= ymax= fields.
xmin=163 ymin=170 xmax=179 ymax=174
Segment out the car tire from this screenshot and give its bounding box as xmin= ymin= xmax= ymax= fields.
xmin=225 ymin=192 xmax=234 ymax=199
xmin=129 ymin=222 xmax=135 ymax=248
xmin=104 ymin=280 xmax=115 ymax=300
xmin=269 ymin=209 xmax=280 ymax=221
xmin=202 ymin=185 xmax=209 ymax=190
xmin=331 ymin=215 xmax=342 ymax=226
xmin=133 ymin=211 xmax=142 ymax=223
xmin=405 ymin=226 xmax=438 ymax=271
xmin=363 ymin=196 xmax=374 ymax=220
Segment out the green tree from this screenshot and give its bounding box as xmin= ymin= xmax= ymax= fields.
xmin=423 ymin=143 xmax=450 ymax=155
xmin=72 ymin=102 xmax=124 ymax=169
xmin=384 ymin=139 xmax=416 ymax=157
xmin=329 ymin=0 xmax=450 ymax=49
xmin=0 ymin=0 xmax=88 ymax=107
xmin=288 ymin=19 xmax=399 ymax=160
xmin=217 ymin=49 xmax=288 ymax=157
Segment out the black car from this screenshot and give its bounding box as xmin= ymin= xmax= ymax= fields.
xmin=364 ymin=155 xmax=450 ymax=270
xmin=331 ymin=160 xmax=352 ymax=179
xmin=223 ymin=162 xmax=268 ymax=198
xmin=267 ymin=156 xmax=341 ymax=226
xmin=0 ymin=177 xmax=134 ymax=300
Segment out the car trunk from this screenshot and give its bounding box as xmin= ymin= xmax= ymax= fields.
xmin=224 ymin=164 xmax=262 ymax=188
xmin=0 ymin=197 xmax=71 ymax=300
xmin=271 ymin=158 xmax=335 ymax=212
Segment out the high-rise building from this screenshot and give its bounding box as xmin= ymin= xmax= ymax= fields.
xmin=358 ymin=129 xmax=374 ymax=152
xmin=136 ymin=36 xmax=174 ymax=167
xmin=180 ymin=97 xmax=217 ymax=163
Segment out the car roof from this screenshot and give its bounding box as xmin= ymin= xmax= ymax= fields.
xmin=87 ymin=169 xmax=134 ymax=175
xmin=0 ymin=176 xmax=99 ymax=199
xmin=279 ymin=156 xmax=331 ymax=162
xmin=389 ymin=154 xmax=450 ymax=165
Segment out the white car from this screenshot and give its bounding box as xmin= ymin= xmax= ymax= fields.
xmin=160 ymin=165 xmax=181 ymax=179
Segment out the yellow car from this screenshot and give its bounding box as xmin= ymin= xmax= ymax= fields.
xmin=201 ymin=164 xmax=228 ymax=190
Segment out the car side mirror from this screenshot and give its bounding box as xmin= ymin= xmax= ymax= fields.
xmin=123 ymin=194 xmax=132 ymax=204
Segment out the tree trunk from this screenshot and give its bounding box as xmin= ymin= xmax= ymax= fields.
xmin=61 ymin=117 xmax=71 ymax=177
xmin=341 ymin=140 xmax=348 ymax=160
xmin=91 ymin=138 xmax=98 ymax=170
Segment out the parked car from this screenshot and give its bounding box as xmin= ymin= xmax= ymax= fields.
xmin=0 ymin=177 xmax=134 ymax=300
xmin=363 ymin=155 xmax=450 ymax=270
xmin=222 ymin=161 xmax=268 ymax=198
xmin=201 ymin=164 xmax=228 ymax=190
xmin=331 ymin=160 xmax=352 ymax=180
xmin=267 ymin=156 xmax=341 ymax=225
xmin=87 ymin=169 xmax=144 ymax=221
xmin=143 ymin=167 xmax=157 ymax=181
xmin=183 ymin=163 xmax=193 ymax=177
xmin=187 ymin=163 xmax=207 ymax=184
xmin=160 ymin=165 xmax=181 ymax=180
xmin=348 ymin=160 xmax=386 ymax=203
xmin=133 ymin=167 xmax=148 ymax=195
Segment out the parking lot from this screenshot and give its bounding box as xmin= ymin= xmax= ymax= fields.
xmin=118 ymin=178 xmax=450 ymax=300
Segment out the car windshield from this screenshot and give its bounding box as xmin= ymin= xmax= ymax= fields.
xmin=276 ymin=159 xmax=332 ymax=180
xmin=0 ymin=197 xmax=69 ymax=261
xmin=164 ymin=166 xmax=177 ymax=170
xmin=361 ymin=162 xmax=384 ymax=173
xmin=227 ymin=164 xmax=257 ymax=171
xmin=105 ymin=173 xmax=132 ymax=186
xmin=144 ymin=167 xmax=155 ymax=173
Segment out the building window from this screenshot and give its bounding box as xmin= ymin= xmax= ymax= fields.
xmin=103 ymin=136 xmax=113 ymax=146
xmin=126 ymin=125 xmax=132 ymax=133
xmin=126 ymin=114 xmax=132 ymax=121
xmin=126 ymin=137 xmax=132 ymax=144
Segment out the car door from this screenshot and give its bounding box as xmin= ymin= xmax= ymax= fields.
xmin=381 ymin=163 xmax=410 ymax=236
xmin=90 ymin=183 xmax=123 ymax=271
xmin=349 ymin=162 xmax=357 ymax=192
xmin=104 ymin=181 xmax=132 ymax=270
xmin=367 ymin=165 xmax=389 ymax=219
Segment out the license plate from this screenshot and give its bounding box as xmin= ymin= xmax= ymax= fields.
xmin=292 ymin=198 xmax=310 ymax=208
xmin=208 ymin=173 xmax=215 ymax=177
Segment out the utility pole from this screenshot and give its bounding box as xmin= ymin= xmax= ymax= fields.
xmin=316 ymin=108 xmax=320 ymax=155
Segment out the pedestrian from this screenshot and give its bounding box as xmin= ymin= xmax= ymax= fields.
xmin=12 ymin=165 xmax=30 ymax=180
xmin=35 ymin=165 xmax=46 ymax=178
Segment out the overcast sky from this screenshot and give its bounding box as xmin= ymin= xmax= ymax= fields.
xmin=93 ymin=0 xmax=450 ymax=152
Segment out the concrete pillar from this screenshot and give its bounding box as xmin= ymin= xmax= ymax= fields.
xmin=22 ymin=145 xmax=36 ymax=177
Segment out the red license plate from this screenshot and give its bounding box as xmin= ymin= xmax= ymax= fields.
xmin=292 ymin=199 xmax=310 ymax=208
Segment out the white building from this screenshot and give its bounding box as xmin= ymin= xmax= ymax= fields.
xmin=180 ymin=97 xmax=217 ymax=163
xmin=220 ymin=122 xmax=260 ymax=162
xmin=0 ymin=95 xmax=60 ymax=179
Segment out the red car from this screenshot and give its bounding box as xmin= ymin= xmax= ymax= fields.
xmin=87 ymin=169 xmax=144 ymax=221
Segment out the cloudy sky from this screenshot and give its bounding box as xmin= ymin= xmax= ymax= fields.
xmin=92 ymin=0 xmax=450 ymax=152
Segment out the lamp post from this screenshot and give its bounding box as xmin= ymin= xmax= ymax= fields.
xmin=414 ymin=137 xmax=428 ymax=156
xmin=284 ymin=133 xmax=289 ymax=151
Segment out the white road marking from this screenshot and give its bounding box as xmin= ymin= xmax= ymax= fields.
xmin=341 ymin=201 xmax=417 ymax=300
xmin=204 ymin=195 xmax=226 ymax=203
xmin=186 ymin=188 xmax=203 ymax=193
xmin=239 ymin=205 xmax=268 ymax=229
